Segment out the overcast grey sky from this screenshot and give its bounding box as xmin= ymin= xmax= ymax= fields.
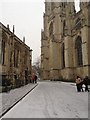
xmin=0 ymin=0 xmax=79 ymax=64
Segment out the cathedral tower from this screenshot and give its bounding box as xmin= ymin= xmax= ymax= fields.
xmin=41 ymin=1 xmax=90 ymax=80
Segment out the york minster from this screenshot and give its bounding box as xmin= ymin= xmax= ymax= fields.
xmin=41 ymin=1 xmax=90 ymax=80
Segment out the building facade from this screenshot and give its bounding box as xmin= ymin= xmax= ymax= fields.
xmin=41 ymin=1 xmax=90 ymax=80
xmin=0 ymin=22 xmax=32 ymax=87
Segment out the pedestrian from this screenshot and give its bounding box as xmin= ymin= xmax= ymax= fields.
xmin=83 ymin=76 xmax=89 ymax=92
xmin=32 ymin=73 xmax=35 ymax=84
xmin=80 ymin=79 xmax=84 ymax=92
xmin=35 ymin=75 xmax=37 ymax=83
xmin=76 ymin=76 xmax=82 ymax=92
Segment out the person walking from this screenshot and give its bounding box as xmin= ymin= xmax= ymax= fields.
xmin=83 ymin=76 xmax=89 ymax=92
xmin=76 ymin=76 xmax=82 ymax=92
xmin=32 ymin=73 xmax=35 ymax=84
xmin=80 ymin=78 xmax=84 ymax=92
xmin=35 ymin=75 xmax=37 ymax=83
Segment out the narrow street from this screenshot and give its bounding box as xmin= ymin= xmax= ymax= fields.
xmin=1 ymin=81 xmax=88 ymax=118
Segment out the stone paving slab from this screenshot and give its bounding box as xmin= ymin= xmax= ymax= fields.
xmin=0 ymin=83 xmax=38 ymax=117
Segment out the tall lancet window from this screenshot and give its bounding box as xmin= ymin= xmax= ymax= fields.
xmin=51 ymin=2 xmax=54 ymax=11
xmin=62 ymin=2 xmax=66 ymax=8
xmin=62 ymin=0 xmax=67 ymax=8
xmin=75 ymin=36 xmax=83 ymax=66
xmin=0 ymin=40 xmax=1 ymax=64
xmin=62 ymin=43 xmax=65 ymax=68
xmin=2 ymin=40 xmax=5 ymax=65
xmin=75 ymin=18 xmax=81 ymax=30
xmin=49 ymin=22 xmax=53 ymax=37
xmin=63 ymin=20 xmax=66 ymax=36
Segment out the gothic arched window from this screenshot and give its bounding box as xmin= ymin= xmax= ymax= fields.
xmin=75 ymin=18 xmax=81 ymax=30
xmin=2 ymin=40 xmax=5 ymax=65
xmin=62 ymin=2 xmax=66 ymax=8
xmin=75 ymin=36 xmax=83 ymax=66
xmin=0 ymin=40 xmax=1 ymax=64
xmin=49 ymin=22 xmax=53 ymax=37
xmin=2 ymin=31 xmax=7 ymax=65
xmin=51 ymin=2 xmax=54 ymax=11
xmin=61 ymin=43 xmax=65 ymax=68
xmin=63 ymin=20 xmax=66 ymax=35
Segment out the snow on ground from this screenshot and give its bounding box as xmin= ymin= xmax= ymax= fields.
xmin=0 ymin=83 xmax=37 ymax=116
xmin=1 ymin=81 xmax=88 ymax=118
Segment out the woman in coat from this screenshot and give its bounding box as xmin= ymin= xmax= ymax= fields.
xmin=76 ymin=76 xmax=82 ymax=92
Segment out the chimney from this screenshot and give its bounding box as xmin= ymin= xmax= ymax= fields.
xmin=13 ymin=25 xmax=15 ymax=33
xmin=23 ymin=36 xmax=25 ymax=43
xmin=7 ymin=24 xmax=10 ymax=30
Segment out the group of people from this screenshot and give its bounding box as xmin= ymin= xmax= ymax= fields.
xmin=76 ymin=76 xmax=90 ymax=92
xmin=31 ymin=73 xmax=90 ymax=91
xmin=31 ymin=73 xmax=37 ymax=84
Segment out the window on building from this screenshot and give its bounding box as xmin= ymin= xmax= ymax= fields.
xmin=49 ymin=22 xmax=53 ymax=37
xmin=75 ymin=36 xmax=83 ymax=66
xmin=75 ymin=18 xmax=81 ymax=30
xmin=63 ymin=20 xmax=66 ymax=36
xmin=62 ymin=2 xmax=66 ymax=8
xmin=13 ymin=44 xmax=19 ymax=68
xmin=0 ymin=40 xmax=1 ymax=64
xmin=62 ymin=43 xmax=65 ymax=68
xmin=14 ymin=49 xmax=19 ymax=68
xmin=16 ymin=49 xmax=19 ymax=67
xmin=23 ymin=50 xmax=27 ymax=65
xmin=14 ymin=49 xmax=15 ymax=67
xmin=51 ymin=2 xmax=54 ymax=11
xmin=2 ymin=40 xmax=5 ymax=65
xmin=10 ymin=51 xmax=12 ymax=67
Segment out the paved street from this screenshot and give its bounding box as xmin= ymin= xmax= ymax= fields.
xmin=0 ymin=83 xmax=37 ymax=116
xmin=1 ymin=81 xmax=88 ymax=118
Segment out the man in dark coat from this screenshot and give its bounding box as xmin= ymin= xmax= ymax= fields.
xmin=35 ymin=75 xmax=37 ymax=83
xmin=83 ymin=76 xmax=89 ymax=92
